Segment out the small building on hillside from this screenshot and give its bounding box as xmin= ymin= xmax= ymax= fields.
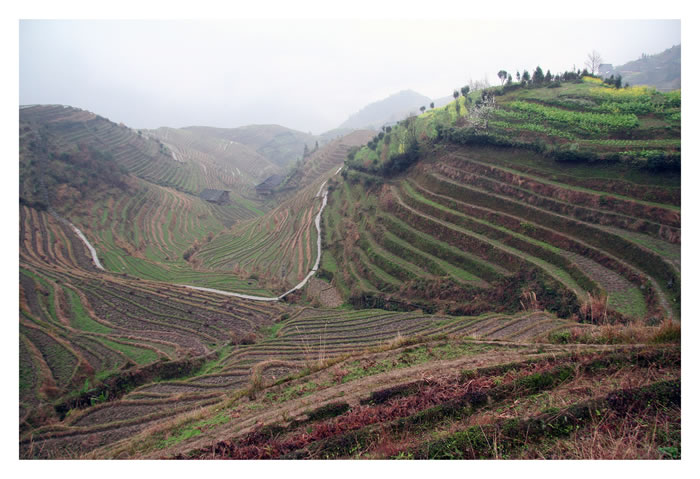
xmin=599 ymin=63 xmax=614 ymax=76
xmin=199 ymin=189 xmax=230 ymax=205
xmin=255 ymin=174 xmax=285 ymax=196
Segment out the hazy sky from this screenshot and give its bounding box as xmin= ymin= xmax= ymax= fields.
xmin=19 ymin=19 xmax=680 ymax=134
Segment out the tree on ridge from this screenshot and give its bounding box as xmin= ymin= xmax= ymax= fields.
xmin=586 ymin=50 xmax=603 ymax=76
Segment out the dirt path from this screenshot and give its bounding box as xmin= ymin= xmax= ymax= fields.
xmin=48 ymin=208 xmax=105 ymax=271
xmin=56 ymin=161 xmax=337 ymax=302
xmin=183 ymin=185 xmax=329 ymax=302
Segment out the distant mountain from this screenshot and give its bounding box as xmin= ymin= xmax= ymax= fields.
xmin=19 ymin=105 xmax=274 ymax=206
xmin=148 ymin=126 xmax=281 ymax=185
xmin=604 ymin=44 xmax=680 ymax=91
xmin=184 ymin=125 xmax=317 ymax=168
xmin=338 ymin=90 xmax=432 ymax=130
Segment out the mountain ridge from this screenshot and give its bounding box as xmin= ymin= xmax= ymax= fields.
xmin=605 ymin=44 xmax=680 ymax=91
xmin=338 ymin=89 xmax=432 ymax=130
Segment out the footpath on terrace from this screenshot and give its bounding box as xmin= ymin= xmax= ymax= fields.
xmin=65 ymin=172 xmax=337 ymax=303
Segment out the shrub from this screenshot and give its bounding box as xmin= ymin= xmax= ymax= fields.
xmin=229 ymin=331 xmax=258 ymax=345
xmin=650 ymin=320 xmax=680 ymax=344
xmin=548 ymin=330 xmax=573 ymax=344
xmin=579 ymin=292 xmax=609 ymax=324
xmin=553 ymin=144 xmax=598 ymax=163
xmin=641 ymin=150 xmax=681 ymax=172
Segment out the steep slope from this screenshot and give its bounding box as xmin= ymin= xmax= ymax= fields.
xmin=328 ymin=77 xmax=680 ymax=321
xmin=18 ymin=73 xmax=681 ymax=461
xmin=19 ymin=212 xmax=288 ymax=453
xmin=19 ymin=105 xmax=270 ymax=291
xmin=194 ymin=130 xmax=375 ymax=291
xmin=18 ymin=107 xmax=311 ymax=453
xmin=606 ymin=44 xmax=681 ymax=91
xmin=339 ymin=90 xmax=432 ymax=130
xmin=20 ymin=105 xmax=265 ymax=200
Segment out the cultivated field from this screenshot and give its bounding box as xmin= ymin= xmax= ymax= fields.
xmin=338 ymin=79 xmax=680 ymax=323
xmin=18 ymin=76 xmax=681 ymax=459
xmin=195 ymin=132 xmax=375 ymax=291
xmin=84 ymin=338 xmax=680 ymax=460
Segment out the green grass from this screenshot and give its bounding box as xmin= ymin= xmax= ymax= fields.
xmin=65 ymin=288 xmax=112 ymax=334
xmin=340 ymin=341 xmax=495 ymax=384
xmin=397 ymin=181 xmax=588 ymax=297
xmin=264 ymin=381 xmax=328 ymax=403
xmin=379 ymin=212 xmax=504 ymax=282
xmin=99 ymin=338 xmax=159 ymax=365
xmin=608 ymin=287 xmax=647 ymax=319
xmin=261 ymin=322 xmax=286 ymax=339
xmin=19 ymin=335 xmax=38 ymax=396
xmin=381 ymin=229 xmax=480 ymax=283
xmin=157 ymin=411 xmax=231 ymax=449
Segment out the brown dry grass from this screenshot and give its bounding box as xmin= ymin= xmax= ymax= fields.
xmin=561 ymin=318 xmax=680 ymax=345
xmin=524 ymin=406 xmax=680 ymax=459
xmin=466 ymin=357 xmax=678 ymax=430
xmin=578 ymin=292 xmax=609 ymax=324
xmin=519 ymin=290 xmax=540 ymax=312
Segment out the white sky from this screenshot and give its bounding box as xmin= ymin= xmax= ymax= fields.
xmin=20 ymin=18 xmax=679 ymax=134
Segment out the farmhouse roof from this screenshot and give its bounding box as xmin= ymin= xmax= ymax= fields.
xmin=256 ymin=174 xmax=285 ymax=189
xmin=199 ymin=189 xmax=229 ymax=202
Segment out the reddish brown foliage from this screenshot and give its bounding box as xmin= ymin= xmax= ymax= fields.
xmin=190 ymin=374 xmax=503 ymax=459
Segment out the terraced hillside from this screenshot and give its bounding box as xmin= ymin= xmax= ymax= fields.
xmin=21 ymin=305 xmax=586 ymax=459
xmin=19 ymin=202 xmax=288 ymax=443
xmin=20 ymin=105 xmax=278 ymax=293
xmin=185 ymin=124 xmax=318 ymax=168
xmin=63 ymin=178 xmax=274 ymax=292
xmin=18 ymin=73 xmax=681 ymax=460
xmin=146 ymin=126 xmax=281 ymax=191
xmin=80 ymin=338 xmax=679 ymax=460
xmin=336 ymin=77 xmax=680 ymax=322
xmin=20 ymin=105 xmax=281 ymax=204
xmin=194 ymin=131 xmax=375 ymax=291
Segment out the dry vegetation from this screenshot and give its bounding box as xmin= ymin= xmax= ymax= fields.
xmin=18 ymin=79 xmax=680 ymax=460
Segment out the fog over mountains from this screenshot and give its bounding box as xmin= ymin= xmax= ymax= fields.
xmin=19 ymin=19 xmax=680 ymax=134
xmin=338 ymin=90 xmax=432 ymax=130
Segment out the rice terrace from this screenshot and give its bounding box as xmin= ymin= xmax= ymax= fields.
xmin=17 ymin=19 xmax=682 ymax=462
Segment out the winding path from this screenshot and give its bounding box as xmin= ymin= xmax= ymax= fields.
xmin=181 ymin=189 xmax=328 ymax=301
xmin=64 ymin=169 xmax=341 ymax=302
xmin=49 ymin=208 xmax=105 ymax=270
xmin=69 ymin=223 xmax=105 ymax=270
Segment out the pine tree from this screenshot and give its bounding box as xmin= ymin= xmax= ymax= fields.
xmin=522 ymin=70 xmax=530 ymax=84
xmin=532 ymin=66 xmax=545 ymax=85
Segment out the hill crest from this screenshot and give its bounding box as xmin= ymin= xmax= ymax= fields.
xmin=339 ymin=89 xmax=432 ymax=130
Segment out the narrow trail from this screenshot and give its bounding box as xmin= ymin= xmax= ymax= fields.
xmin=182 ymin=189 xmax=328 ymax=301
xmin=61 ymin=168 xmax=342 ymax=302
xmin=68 ymin=222 xmax=105 ymax=270
xmin=48 ymin=208 xmax=105 ymax=271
